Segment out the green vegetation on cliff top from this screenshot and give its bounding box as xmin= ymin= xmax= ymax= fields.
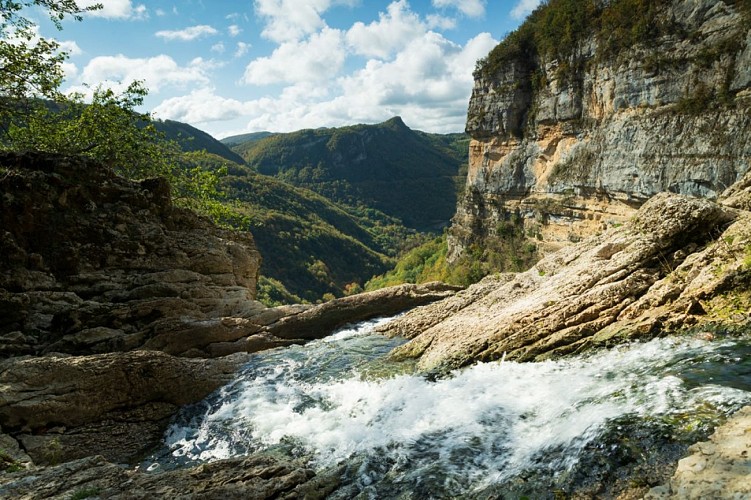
xmin=477 ymin=0 xmax=750 ymax=79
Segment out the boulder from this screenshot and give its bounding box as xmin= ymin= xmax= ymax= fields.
xmin=0 ymin=351 xmax=244 ymax=463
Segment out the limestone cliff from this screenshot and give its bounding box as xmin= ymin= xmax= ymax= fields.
xmin=451 ymin=0 xmax=751 ymax=261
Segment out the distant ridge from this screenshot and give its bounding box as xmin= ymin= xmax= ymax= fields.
xmin=221 ymin=131 xmax=275 ymax=147
xmin=228 ymin=117 xmax=468 ymax=230
xmin=154 ymin=119 xmax=246 ymax=165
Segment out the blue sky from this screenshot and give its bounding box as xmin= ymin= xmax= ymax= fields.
xmin=32 ymin=0 xmax=541 ymax=138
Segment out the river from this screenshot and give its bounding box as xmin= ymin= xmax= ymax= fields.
xmin=144 ymin=317 xmax=751 ymax=497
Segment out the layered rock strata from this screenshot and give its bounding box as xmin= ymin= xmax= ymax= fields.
xmin=452 ymin=0 xmax=751 ymax=260
xmin=381 ymin=184 xmax=751 ymax=369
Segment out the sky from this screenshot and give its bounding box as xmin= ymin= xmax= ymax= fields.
xmin=31 ymin=0 xmax=541 ymax=139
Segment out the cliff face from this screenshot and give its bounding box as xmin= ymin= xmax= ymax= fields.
xmin=0 ymin=152 xmax=263 ymax=357
xmin=451 ymin=0 xmax=751 ymax=260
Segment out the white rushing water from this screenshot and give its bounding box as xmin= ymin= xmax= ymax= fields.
xmin=155 ymin=318 xmax=751 ymax=494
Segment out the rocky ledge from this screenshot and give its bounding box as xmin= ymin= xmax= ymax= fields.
xmin=381 ymin=175 xmax=751 ymax=370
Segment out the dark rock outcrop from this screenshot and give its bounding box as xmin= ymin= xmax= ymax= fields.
xmin=0 ymin=351 xmax=243 ymax=464
xmin=0 ymin=152 xmax=263 ymax=358
xmin=0 ymin=454 xmax=340 ymax=499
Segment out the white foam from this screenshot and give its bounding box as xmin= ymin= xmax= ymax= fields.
xmin=163 ymin=331 xmax=751 ymax=489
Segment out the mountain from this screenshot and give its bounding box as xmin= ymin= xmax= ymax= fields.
xmin=220 ymin=131 xmax=275 ymax=147
xmin=217 ymin=160 xmax=395 ymax=303
xmin=449 ymin=0 xmax=751 ymax=268
xmin=230 ymin=117 xmax=468 ymax=230
xmin=154 ymin=119 xmax=246 ymax=165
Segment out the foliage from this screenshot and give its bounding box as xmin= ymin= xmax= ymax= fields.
xmin=155 ymin=119 xmax=245 ymax=165
xmin=366 ymin=224 xmax=539 ymax=290
xmin=217 ymin=162 xmax=393 ymax=302
xmin=0 ymin=0 xmax=101 ymax=126
xmin=232 ymin=117 xmax=466 ymax=230
xmin=256 ymin=275 xmax=304 ymax=307
xmin=5 ymin=82 xmax=176 ymax=178
xmin=476 ymin=0 xmax=676 ymax=79
xmin=0 ymin=448 xmax=23 ymax=473
xmin=69 ymin=488 xmax=101 ymax=500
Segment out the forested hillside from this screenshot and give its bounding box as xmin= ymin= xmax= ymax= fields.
xmin=231 ymin=117 xmax=468 ymax=230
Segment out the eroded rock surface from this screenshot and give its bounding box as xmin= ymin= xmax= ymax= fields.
xmin=647 ymin=405 xmax=751 ymax=499
xmin=0 ymin=454 xmax=340 ymax=499
xmin=381 ymin=193 xmax=750 ymax=369
xmin=0 ymin=152 xmax=263 ymax=358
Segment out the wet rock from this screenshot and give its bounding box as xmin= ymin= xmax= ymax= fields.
xmin=646 ymin=405 xmax=751 ymax=499
xmin=0 ymin=454 xmax=340 ymax=499
xmin=0 ymin=351 xmax=244 ymax=463
xmin=267 ymin=282 xmax=463 ymax=341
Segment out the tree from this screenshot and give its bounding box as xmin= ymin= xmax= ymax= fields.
xmin=0 ymin=1 xmax=240 ymax=227
xmin=0 ymin=1 xmax=101 ymax=127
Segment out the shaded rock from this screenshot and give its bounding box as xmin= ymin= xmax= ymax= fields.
xmin=0 ymin=454 xmax=339 ymax=499
xmin=646 ymin=405 xmax=751 ymax=499
xmin=381 ymin=193 xmax=742 ymax=369
xmin=0 ymin=152 xmax=262 ymax=357
xmin=0 ymin=351 xmax=244 ymax=463
xmin=267 ymin=282 xmax=462 ymax=341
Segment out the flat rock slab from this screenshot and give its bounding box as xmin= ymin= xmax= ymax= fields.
xmin=647 ymin=405 xmax=751 ymax=499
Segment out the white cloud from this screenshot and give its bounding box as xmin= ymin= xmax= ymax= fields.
xmin=155 ymin=25 xmax=218 ymax=42
xmin=432 ymin=0 xmax=486 ymax=18
xmin=79 ymin=0 xmax=147 ymax=20
xmin=61 ymin=62 xmax=78 ymax=80
xmin=155 ymin=8 xmax=166 ymax=16
xmin=234 ymin=42 xmax=251 ymax=58
xmin=426 ymin=14 xmax=456 ymax=30
xmin=254 ymin=0 xmax=356 ymax=42
xmin=57 ymin=40 xmax=82 ymax=56
xmin=345 ymin=0 xmax=425 ymax=59
xmin=211 ymin=42 xmax=225 ymax=54
xmin=231 ymin=30 xmax=497 ymax=134
xmin=154 ymin=88 xmax=248 ymax=123
xmin=228 ymin=25 xmax=242 ymax=37
xmin=74 ymin=54 xmax=211 ymax=94
xmin=243 ymin=27 xmax=345 ymax=85
xmin=510 ymin=0 xmax=542 ymax=19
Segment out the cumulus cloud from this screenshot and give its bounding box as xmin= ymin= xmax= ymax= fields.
xmin=74 ymin=54 xmax=211 ymax=94
xmin=254 ymin=0 xmax=356 ymax=42
xmin=211 ymin=42 xmax=225 ymax=54
xmin=243 ymin=27 xmax=345 ymax=85
xmin=228 ymin=25 xmax=242 ymax=37
xmin=57 ymin=40 xmax=82 ymax=56
xmin=345 ymin=0 xmax=425 ymax=59
xmin=232 ymin=30 xmax=497 ymax=133
xmin=432 ymin=0 xmax=485 ymax=18
xmin=510 ymin=0 xmax=542 ymax=19
xmin=79 ymin=0 xmax=147 ymax=20
xmin=154 ymin=88 xmax=248 ymax=123
xmin=155 ymin=25 xmax=218 ymax=42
